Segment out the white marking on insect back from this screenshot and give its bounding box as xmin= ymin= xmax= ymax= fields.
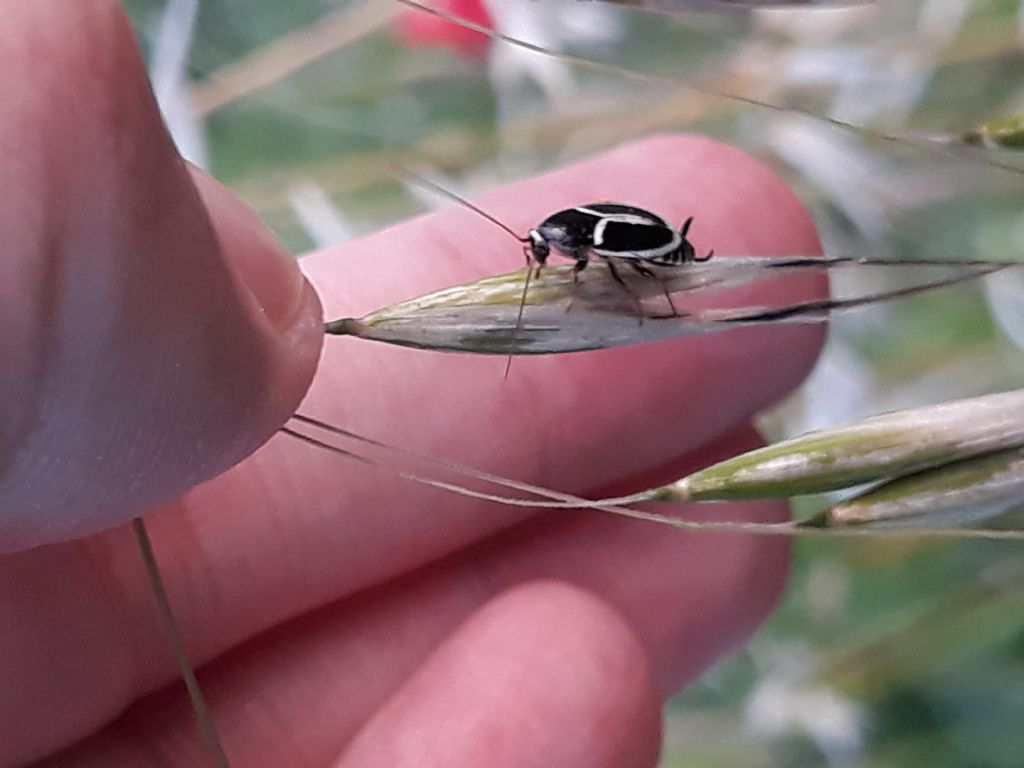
xmin=575 ymin=205 xmax=612 ymax=219
xmin=577 ymin=207 xmax=662 ymax=226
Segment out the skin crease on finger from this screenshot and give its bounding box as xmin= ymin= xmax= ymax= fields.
xmin=0 ymin=5 xmax=828 ymax=768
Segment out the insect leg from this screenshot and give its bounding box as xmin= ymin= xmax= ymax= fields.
xmin=504 ymin=260 xmax=543 ymax=380
xmin=604 ymin=259 xmax=645 ymax=324
xmin=627 ymin=261 xmax=679 ymax=317
xmin=571 ymin=258 xmax=588 ymax=284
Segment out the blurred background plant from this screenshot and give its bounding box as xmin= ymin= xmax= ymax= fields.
xmin=122 ymin=1 xmax=1024 ymax=765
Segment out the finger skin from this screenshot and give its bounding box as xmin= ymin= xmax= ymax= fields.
xmin=182 ymin=133 xmax=822 ymax=656
xmin=139 ymin=134 xmax=822 ymax=690
xmin=337 ymin=583 xmax=663 ymax=768
xmin=31 ymin=427 xmax=787 ymax=768
xmin=2 ymin=131 xmax=822 ymax=764
xmin=0 ymin=0 xmax=323 ymax=551
xmin=0 ymin=59 xmax=824 ymax=768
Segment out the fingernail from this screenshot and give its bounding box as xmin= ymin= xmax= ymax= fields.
xmin=232 ymin=220 xmax=310 ymax=333
xmin=191 ymin=169 xmax=313 ymax=332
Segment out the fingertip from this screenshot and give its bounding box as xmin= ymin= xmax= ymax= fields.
xmin=339 ymin=581 xmax=662 ymax=768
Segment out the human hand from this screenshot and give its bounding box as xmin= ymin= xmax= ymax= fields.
xmin=0 ymin=3 xmax=825 ymax=766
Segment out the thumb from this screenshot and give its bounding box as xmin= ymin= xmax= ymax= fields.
xmin=0 ymin=1 xmax=322 ymax=551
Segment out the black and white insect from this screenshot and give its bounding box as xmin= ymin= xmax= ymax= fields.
xmin=420 ymin=180 xmax=713 ymax=303
xmin=410 ymin=175 xmax=714 ymax=370
xmin=525 ymin=203 xmax=714 ymax=295
xmin=457 ymin=198 xmax=714 ymax=330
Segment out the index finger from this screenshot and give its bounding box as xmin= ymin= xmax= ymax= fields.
xmin=212 ymin=133 xmax=826 ymax=612
xmin=304 ymin=133 xmax=824 ymax=494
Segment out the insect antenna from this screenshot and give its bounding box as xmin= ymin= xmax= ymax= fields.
xmin=504 ymin=259 xmax=534 ymax=379
xmin=402 ymin=170 xmax=538 ymax=377
xmin=402 ymin=170 xmax=528 ymax=245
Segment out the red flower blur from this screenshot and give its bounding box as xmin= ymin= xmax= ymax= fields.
xmin=395 ymin=0 xmax=494 ymax=58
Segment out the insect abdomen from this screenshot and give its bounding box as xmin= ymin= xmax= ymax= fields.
xmin=592 ymin=218 xmax=681 ymax=259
